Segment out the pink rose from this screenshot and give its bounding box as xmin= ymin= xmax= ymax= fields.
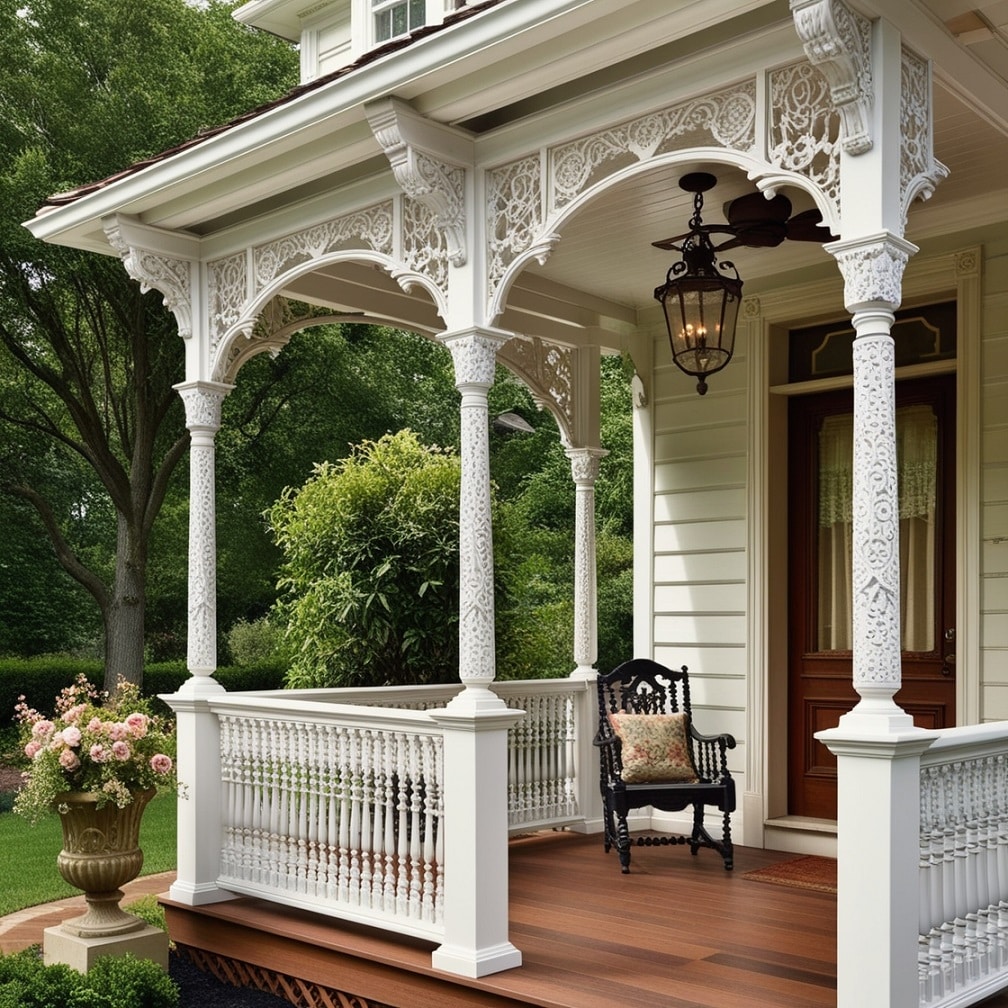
xmin=125 ymin=713 xmax=149 ymax=738
xmin=58 ymin=748 xmax=80 ymax=771
xmin=150 ymin=753 xmax=173 ymax=775
xmin=87 ymin=717 xmax=103 ymax=732
xmin=90 ymin=744 xmax=109 ymax=763
xmin=24 ymin=740 xmax=41 ymax=759
xmin=63 ymin=704 xmax=86 ymax=725
xmin=32 ymin=720 xmax=54 ymax=740
xmin=111 ymin=740 xmax=131 ymax=761
xmin=107 ymin=722 xmax=129 ymax=742
xmin=62 ymin=725 xmax=82 ymax=747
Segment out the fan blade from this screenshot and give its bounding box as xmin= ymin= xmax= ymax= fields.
xmin=786 ymin=208 xmax=839 ymax=243
xmin=723 ymin=190 xmax=791 ymax=247
xmin=726 ymin=191 xmax=792 ymax=228
xmin=651 ymin=232 xmax=691 ymax=250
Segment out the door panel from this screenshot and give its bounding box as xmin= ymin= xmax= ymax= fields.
xmin=787 ymin=375 xmax=956 ymax=820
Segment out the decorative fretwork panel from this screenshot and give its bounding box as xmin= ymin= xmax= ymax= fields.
xmin=550 ymin=81 xmax=757 ymax=213
xmin=207 ymin=252 xmax=248 ymax=356
xmin=497 ymin=336 xmax=575 ymax=444
xmin=486 ymin=155 xmax=543 ymax=302
xmin=253 ymin=201 xmax=394 ymax=291
xmin=901 ymin=45 xmax=948 ymax=223
xmin=402 ymin=195 xmax=449 ymax=291
xmin=768 ymin=59 xmax=842 ymax=207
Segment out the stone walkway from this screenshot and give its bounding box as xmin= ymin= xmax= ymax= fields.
xmin=0 ymin=872 xmax=177 ymax=955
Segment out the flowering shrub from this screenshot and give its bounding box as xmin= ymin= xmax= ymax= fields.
xmin=12 ymin=675 xmax=177 ymax=823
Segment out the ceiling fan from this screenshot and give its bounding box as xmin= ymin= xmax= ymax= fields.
xmin=651 ymin=172 xmax=838 ymax=254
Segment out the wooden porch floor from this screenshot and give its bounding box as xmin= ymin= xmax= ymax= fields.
xmin=164 ymin=830 xmax=846 ymax=1008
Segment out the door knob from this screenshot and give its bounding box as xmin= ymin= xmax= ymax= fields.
xmin=941 ymin=653 xmax=955 ymax=676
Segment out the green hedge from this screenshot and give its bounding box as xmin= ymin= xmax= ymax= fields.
xmin=0 ymin=659 xmax=288 ymax=729
xmin=0 ymin=949 xmax=178 ymax=1008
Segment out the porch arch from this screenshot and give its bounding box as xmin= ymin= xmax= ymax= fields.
xmin=213 ymin=248 xmax=448 ymax=383
xmin=487 ymin=150 xmax=841 ymax=328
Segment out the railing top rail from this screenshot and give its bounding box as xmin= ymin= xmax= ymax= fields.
xmin=919 ymin=719 xmax=1008 ymax=767
xmin=238 ymin=683 xmax=462 ymax=704
xmin=209 ymin=693 xmax=445 ymax=733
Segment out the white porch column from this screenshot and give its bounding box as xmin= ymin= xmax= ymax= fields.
xmin=818 ymin=235 xmax=937 ymax=1008
xmin=565 ymin=447 xmax=607 ymax=834
xmin=165 ymin=380 xmax=235 ymax=906
xmin=442 ymin=327 xmax=509 ymax=710
xmin=566 ymin=446 xmax=606 ymax=680
xmin=429 ymin=327 xmax=523 ymax=978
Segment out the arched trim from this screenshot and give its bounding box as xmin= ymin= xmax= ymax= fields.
xmin=487 ymin=148 xmax=839 ymax=326
xmin=212 ymin=249 xmax=446 ymax=381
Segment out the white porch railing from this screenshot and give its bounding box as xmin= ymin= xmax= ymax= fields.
xmin=165 ymin=676 xmax=600 ymax=977
xmin=918 ymin=725 xmax=1008 ymax=1007
xmin=214 ymin=697 xmax=447 ymax=940
xmin=824 ymin=719 xmax=1008 ymax=1008
xmin=238 ymin=679 xmax=587 ymax=832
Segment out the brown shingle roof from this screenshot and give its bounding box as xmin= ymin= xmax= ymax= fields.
xmin=41 ymin=0 xmax=501 ymax=209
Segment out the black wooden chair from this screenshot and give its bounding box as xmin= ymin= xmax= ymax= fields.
xmin=595 ymin=659 xmax=736 ymax=873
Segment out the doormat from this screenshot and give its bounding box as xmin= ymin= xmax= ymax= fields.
xmin=742 ymin=855 xmax=837 ymax=893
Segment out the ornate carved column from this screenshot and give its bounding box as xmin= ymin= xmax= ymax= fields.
xmin=829 ymin=234 xmax=917 ymax=729
xmin=442 ymin=329 xmax=509 ymax=710
xmin=175 ymin=381 xmax=231 ymax=680
xmin=565 ymin=447 xmax=607 ymax=679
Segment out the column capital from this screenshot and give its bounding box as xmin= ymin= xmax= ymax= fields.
xmin=441 ymin=328 xmax=512 ymax=387
xmin=174 ymin=381 xmax=232 ymax=433
xmin=826 ymin=233 xmax=918 ymax=312
xmin=565 ymin=446 xmax=608 ymax=485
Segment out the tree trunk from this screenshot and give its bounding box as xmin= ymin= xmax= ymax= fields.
xmin=103 ymin=513 xmax=147 ymax=693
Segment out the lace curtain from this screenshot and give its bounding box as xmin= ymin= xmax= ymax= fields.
xmin=817 ymin=404 xmax=937 ymax=652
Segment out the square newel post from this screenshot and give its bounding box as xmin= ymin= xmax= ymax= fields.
xmin=818 ymin=728 xmax=937 ymax=1008
xmin=429 ymin=704 xmax=524 ymax=977
xmin=162 ymin=680 xmax=234 ymax=906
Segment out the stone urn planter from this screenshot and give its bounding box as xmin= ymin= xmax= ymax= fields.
xmin=54 ymin=788 xmax=155 ymax=938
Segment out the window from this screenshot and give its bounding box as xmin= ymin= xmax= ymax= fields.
xmin=373 ymin=0 xmax=426 ymax=42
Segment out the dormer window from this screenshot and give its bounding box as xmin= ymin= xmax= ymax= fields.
xmin=373 ymin=0 xmax=426 ymax=42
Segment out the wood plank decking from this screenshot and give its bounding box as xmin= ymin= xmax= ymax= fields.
xmin=163 ymin=830 xmax=842 ymax=1008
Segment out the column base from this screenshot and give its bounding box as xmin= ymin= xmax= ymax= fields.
xmin=432 ymin=940 xmax=522 ymax=978
xmin=43 ymin=922 xmax=169 ymax=972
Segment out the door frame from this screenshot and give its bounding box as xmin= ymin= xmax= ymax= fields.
xmin=738 ymin=245 xmax=982 ymax=853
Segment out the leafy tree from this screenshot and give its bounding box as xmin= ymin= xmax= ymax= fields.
xmin=0 ymin=0 xmax=299 ymax=688
xmin=269 ymin=430 xmax=464 ymax=688
xmin=142 ymin=323 xmax=460 ymax=662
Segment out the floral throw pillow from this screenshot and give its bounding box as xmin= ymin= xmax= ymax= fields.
xmin=608 ymin=712 xmax=697 ymax=784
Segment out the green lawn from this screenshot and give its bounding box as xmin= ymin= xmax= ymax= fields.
xmin=0 ymin=794 xmax=177 ymax=917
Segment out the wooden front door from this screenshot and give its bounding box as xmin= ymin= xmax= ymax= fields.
xmin=787 ymin=375 xmax=956 ymax=820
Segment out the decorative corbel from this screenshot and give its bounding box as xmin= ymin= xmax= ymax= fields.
xmin=366 ymin=97 xmax=473 ymax=267
xmin=791 ymin=0 xmax=874 ymax=155
xmin=103 ymin=216 xmax=194 ymax=339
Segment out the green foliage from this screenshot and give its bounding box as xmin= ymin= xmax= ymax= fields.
xmin=0 ymin=0 xmax=299 ymax=686
xmin=0 ymin=949 xmax=179 ymax=1008
xmin=270 ymin=431 xmax=463 ymax=688
xmin=226 ymin=617 xmax=289 ymax=666
xmin=123 ymin=894 xmax=167 ymax=933
xmin=0 ymin=659 xmax=103 ymax=731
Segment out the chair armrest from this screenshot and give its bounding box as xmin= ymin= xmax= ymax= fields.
xmin=593 ymin=730 xmax=623 ymax=782
xmin=688 ymin=726 xmax=736 ymax=782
